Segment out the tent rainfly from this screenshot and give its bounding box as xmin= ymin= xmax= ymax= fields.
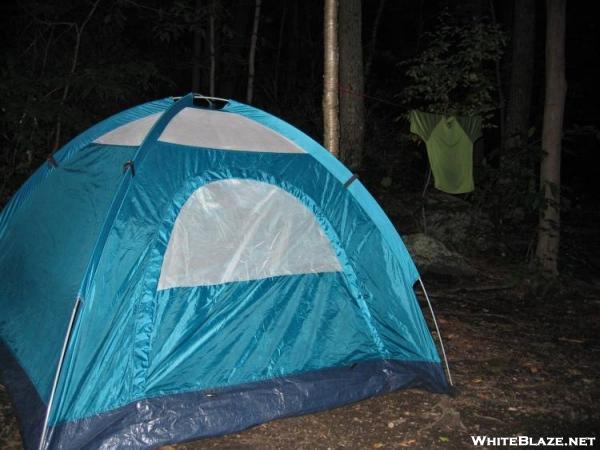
xmin=0 ymin=94 xmax=451 ymax=450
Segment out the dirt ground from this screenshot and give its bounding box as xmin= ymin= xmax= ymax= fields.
xmin=1 ymin=259 xmax=599 ymax=449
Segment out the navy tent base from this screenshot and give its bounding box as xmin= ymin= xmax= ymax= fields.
xmin=0 ymin=340 xmax=45 ymax=450
xmin=2 ymin=337 xmax=447 ymax=449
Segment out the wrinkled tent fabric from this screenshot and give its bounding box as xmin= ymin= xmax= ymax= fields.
xmin=0 ymin=94 xmax=449 ymax=450
xmin=409 ymin=110 xmax=482 ymax=194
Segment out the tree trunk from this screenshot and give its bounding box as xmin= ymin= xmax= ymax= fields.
xmin=221 ymin=1 xmax=252 ymax=99
xmin=364 ymin=0 xmax=386 ymax=82
xmin=323 ymin=0 xmax=340 ymax=156
xmin=339 ymin=0 xmax=365 ymax=170
xmin=246 ymin=0 xmax=261 ymax=104
xmin=284 ymin=1 xmax=300 ymax=99
xmin=209 ymin=0 xmax=216 ymax=96
xmin=489 ymin=0 xmax=506 ymax=151
xmin=504 ymin=0 xmax=536 ymax=155
xmin=191 ymin=0 xmax=202 ymax=93
xmin=273 ymin=0 xmax=287 ymax=102
xmin=535 ymin=0 xmax=566 ymax=274
xmin=52 ymin=0 xmax=101 ymax=152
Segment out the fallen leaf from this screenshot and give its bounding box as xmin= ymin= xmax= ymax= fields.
xmin=522 ymin=361 xmax=541 ymax=374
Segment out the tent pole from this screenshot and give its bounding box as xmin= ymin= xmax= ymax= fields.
xmin=421 ymin=168 xmax=431 ymax=234
xmin=418 ymin=277 xmax=453 ymax=386
xmin=38 ymin=297 xmax=82 ymax=450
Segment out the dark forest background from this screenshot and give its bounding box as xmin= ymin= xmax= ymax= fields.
xmin=1 ymin=0 xmax=598 ymax=276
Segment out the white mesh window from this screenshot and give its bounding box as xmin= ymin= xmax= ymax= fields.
xmin=93 ymin=113 xmax=162 ymax=146
xmin=157 ymin=107 xmax=305 ymax=153
xmin=158 ymin=179 xmax=341 ymax=290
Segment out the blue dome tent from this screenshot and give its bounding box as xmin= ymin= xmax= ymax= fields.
xmin=0 ymin=94 xmax=451 ymax=449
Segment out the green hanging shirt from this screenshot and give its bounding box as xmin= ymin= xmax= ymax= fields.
xmin=409 ymin=110 xmax=482 ymax=194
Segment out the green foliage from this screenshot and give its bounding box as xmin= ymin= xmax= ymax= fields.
xmin=472 ymin=139 xmax=541 ymax=217
xmin=400 ymin=11 xmax=506 ymax=123
xmin=151 ymin=1 xmax=204 ymax=43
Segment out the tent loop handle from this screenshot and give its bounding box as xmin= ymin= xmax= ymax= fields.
xmin=38 ymin=297 xmax=83 ymax=450
xmin=173 ymin=94 xmax=230 ymax=110
xmin=343 ymin=173 xmax=358 ymax=189
xmin=123 ymin=160 xmax=135 ymax=177
xmin=46 ymin=154 xmax=59 ymax=169
xmin=418 ymin=277 xmax=454 ymax=386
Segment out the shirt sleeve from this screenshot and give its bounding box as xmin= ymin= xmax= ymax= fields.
xmin=409 ymin=110 xmax=442 ymax=142
xmin=458 ymin=115 xmax=483 ymax=143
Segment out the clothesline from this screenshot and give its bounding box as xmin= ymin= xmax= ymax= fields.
xmin=338 ymin=84 xmax=406 ymax=109
xmin=337 ymin=85 xmax=499 ymax=116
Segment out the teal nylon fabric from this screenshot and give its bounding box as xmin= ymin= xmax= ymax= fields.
xmin=50 ymin=142 xmax=439 ymax=424
xmin=0 ymin=144 xmax=137 ymax=401
xmin=145 ymin=273 xmax=379 ymax=396
xmin=1 ymin=96 xmax=443 ymax=430
xmin=0 ymin=99 xmax=172 ymax=405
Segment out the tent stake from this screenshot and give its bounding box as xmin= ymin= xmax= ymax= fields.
xmin=418 ymin=277 xmax=453 ymax=387
xmin=38 ymin=297 xmax=82 ymax=450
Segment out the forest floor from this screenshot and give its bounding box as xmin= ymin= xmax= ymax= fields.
xmin=1 ymin=195 xmax=599 ymax=449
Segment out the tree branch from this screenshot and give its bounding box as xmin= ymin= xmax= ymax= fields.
xmin=52 ymin=0 xmax=102 ymax=151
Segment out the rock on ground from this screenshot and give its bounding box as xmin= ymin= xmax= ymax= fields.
xmin=404 ymin=233 xmax=477 ymax=278
xmin=423 ymin=194 xmax=496 ymax=255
